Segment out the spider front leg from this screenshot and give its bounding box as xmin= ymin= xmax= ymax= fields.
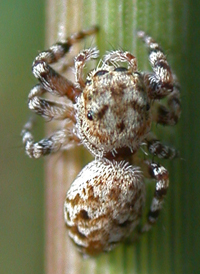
xmin=75 ymin=47 xmax=99 ymax=88
xmin=138 ymin=31 xmax=174 ymax=99
xmin=32 ymin=26 xmax=99 ymax=102
xmin=22 ymin=26 xmax=98 ymax=158
xmin=141 ymin=160 xmax=169 ymax=232
xmin=103 ymin=50 xmax=137 ymax=72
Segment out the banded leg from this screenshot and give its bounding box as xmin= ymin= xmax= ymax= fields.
xmin=152 ymin=78 xmax=181 ymax=125
xmin=138 ymin=31 xmax=173 ymax=99
xmin=28 ymin=84 xmax=76 ymax=122
xmin=141 ymin=160 xmax=169 ymax=232
xmin=145 ymin=133 xmax=179 ymax=159
xmin=21 ymin=117 xmax=80 ymax=158
xmin=75 ymin=47 xmax=99 ymax=88
xmin=103 ymin=50 xmax=137 ymax=72
xmin=32 ymin=26 xmax=99 ymax=102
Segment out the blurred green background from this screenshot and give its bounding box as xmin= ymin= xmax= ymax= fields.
xmin=0 ymin=1 xmax=45 ymax=273
xmin=1 ymin=1 xmax=200 ymax=274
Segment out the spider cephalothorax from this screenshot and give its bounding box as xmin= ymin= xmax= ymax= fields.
xmin=22 ymin=27 xmax=180 ymax=255
xmin=76 ymin=62 xmax=151 ymax=157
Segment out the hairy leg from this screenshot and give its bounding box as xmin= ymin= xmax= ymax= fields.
xmin=151 ymin=78 xmax=181 ymax=125
xmin=74 ymin=47 xmax=99 ymax=88
xmin=32 ymin=26 xmax=99 ymax=102
xmin=141 ymin=160 xmax=169 ymax=232
xmin=21 ymin=116 xmax=79 ymax=158
xmin=138 ymin=31 xmax=173 ymax=99
xmin=145 ymin=132 xmax=179 ymax=159
xmin=28 ymin=84 xmax=75 ymax=122
xmin=103 ymin=50 xmax=137 ymax=72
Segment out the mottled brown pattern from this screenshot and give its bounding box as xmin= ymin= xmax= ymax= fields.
xmin=97 ymin=105 xmax=109 ymax=119
xmin=22 ymin=27 xmax=180 ymax=255
xmin=64 ymin=159 xmax=145 ymax=255
xmin=77 ymin=71 xmax=151 ymax=157
xmin=65 ymin=193 xmax=81 ymax=207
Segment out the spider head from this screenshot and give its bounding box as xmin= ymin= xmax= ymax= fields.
xmin=76 ymin=68 xmax=151 ymax=156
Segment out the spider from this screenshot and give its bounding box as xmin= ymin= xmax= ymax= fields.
xmin=22 ymin=26 xmax=181 ymax=255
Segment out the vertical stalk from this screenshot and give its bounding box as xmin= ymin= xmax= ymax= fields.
xmin=44 ymin=0 xmax=191 ymax=274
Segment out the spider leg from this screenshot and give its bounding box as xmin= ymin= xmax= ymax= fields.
xmin=74 ymin=47 xmax=99 ymax=88
xmin=22 ymin=27 xmax=99 ymax=158
xmin=145 ymin=132 xmax=179 ymax=159
xmin=103 ymin=50 xmax=137 ymax=72
xmin=141 ymin=160 xmax=169 ymax=232
xmin=32 ymin=26 xmax=99 ymax=103
xmin=21 ymin=116 xmax=80 ymax=158
xmin=152 ymin=77 xmax=181 ymax=125
xmin=28 ymin=84 xmax=76 ymax=122
xmin=138 ymin=31 xmax=173 ymax=99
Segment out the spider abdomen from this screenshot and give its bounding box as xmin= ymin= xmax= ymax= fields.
xmin=64 ymin=158 xmax=145 ymax=255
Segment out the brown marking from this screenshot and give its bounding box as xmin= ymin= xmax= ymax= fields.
xmin=66 ymin=193 xmax=81 ymax=207
xmin=117 ymin=121 xmax=125 ymax=132
xmin=108 ymin=186 xmax=121 ymax=201
xmin=82 ymin=188 xmax=86 ymax=196
xmin=97 ymin=105 xmax=109 ymax=119
xmin=84 ymin=240 xmax=104 ymax=256
xmin=79 ymin=209 xmax=90 ymax=220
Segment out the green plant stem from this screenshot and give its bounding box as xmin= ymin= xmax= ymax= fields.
xmin=44 ymin=1 xmax=191 ymax=274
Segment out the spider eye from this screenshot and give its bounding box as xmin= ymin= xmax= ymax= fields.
xmin=94 ymin=70 xmax=109 ymax=77
xmin=114 ymin=67 xmax=127 ymax=72
xmin=87 ymin=110 xmax=94 ymax=121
